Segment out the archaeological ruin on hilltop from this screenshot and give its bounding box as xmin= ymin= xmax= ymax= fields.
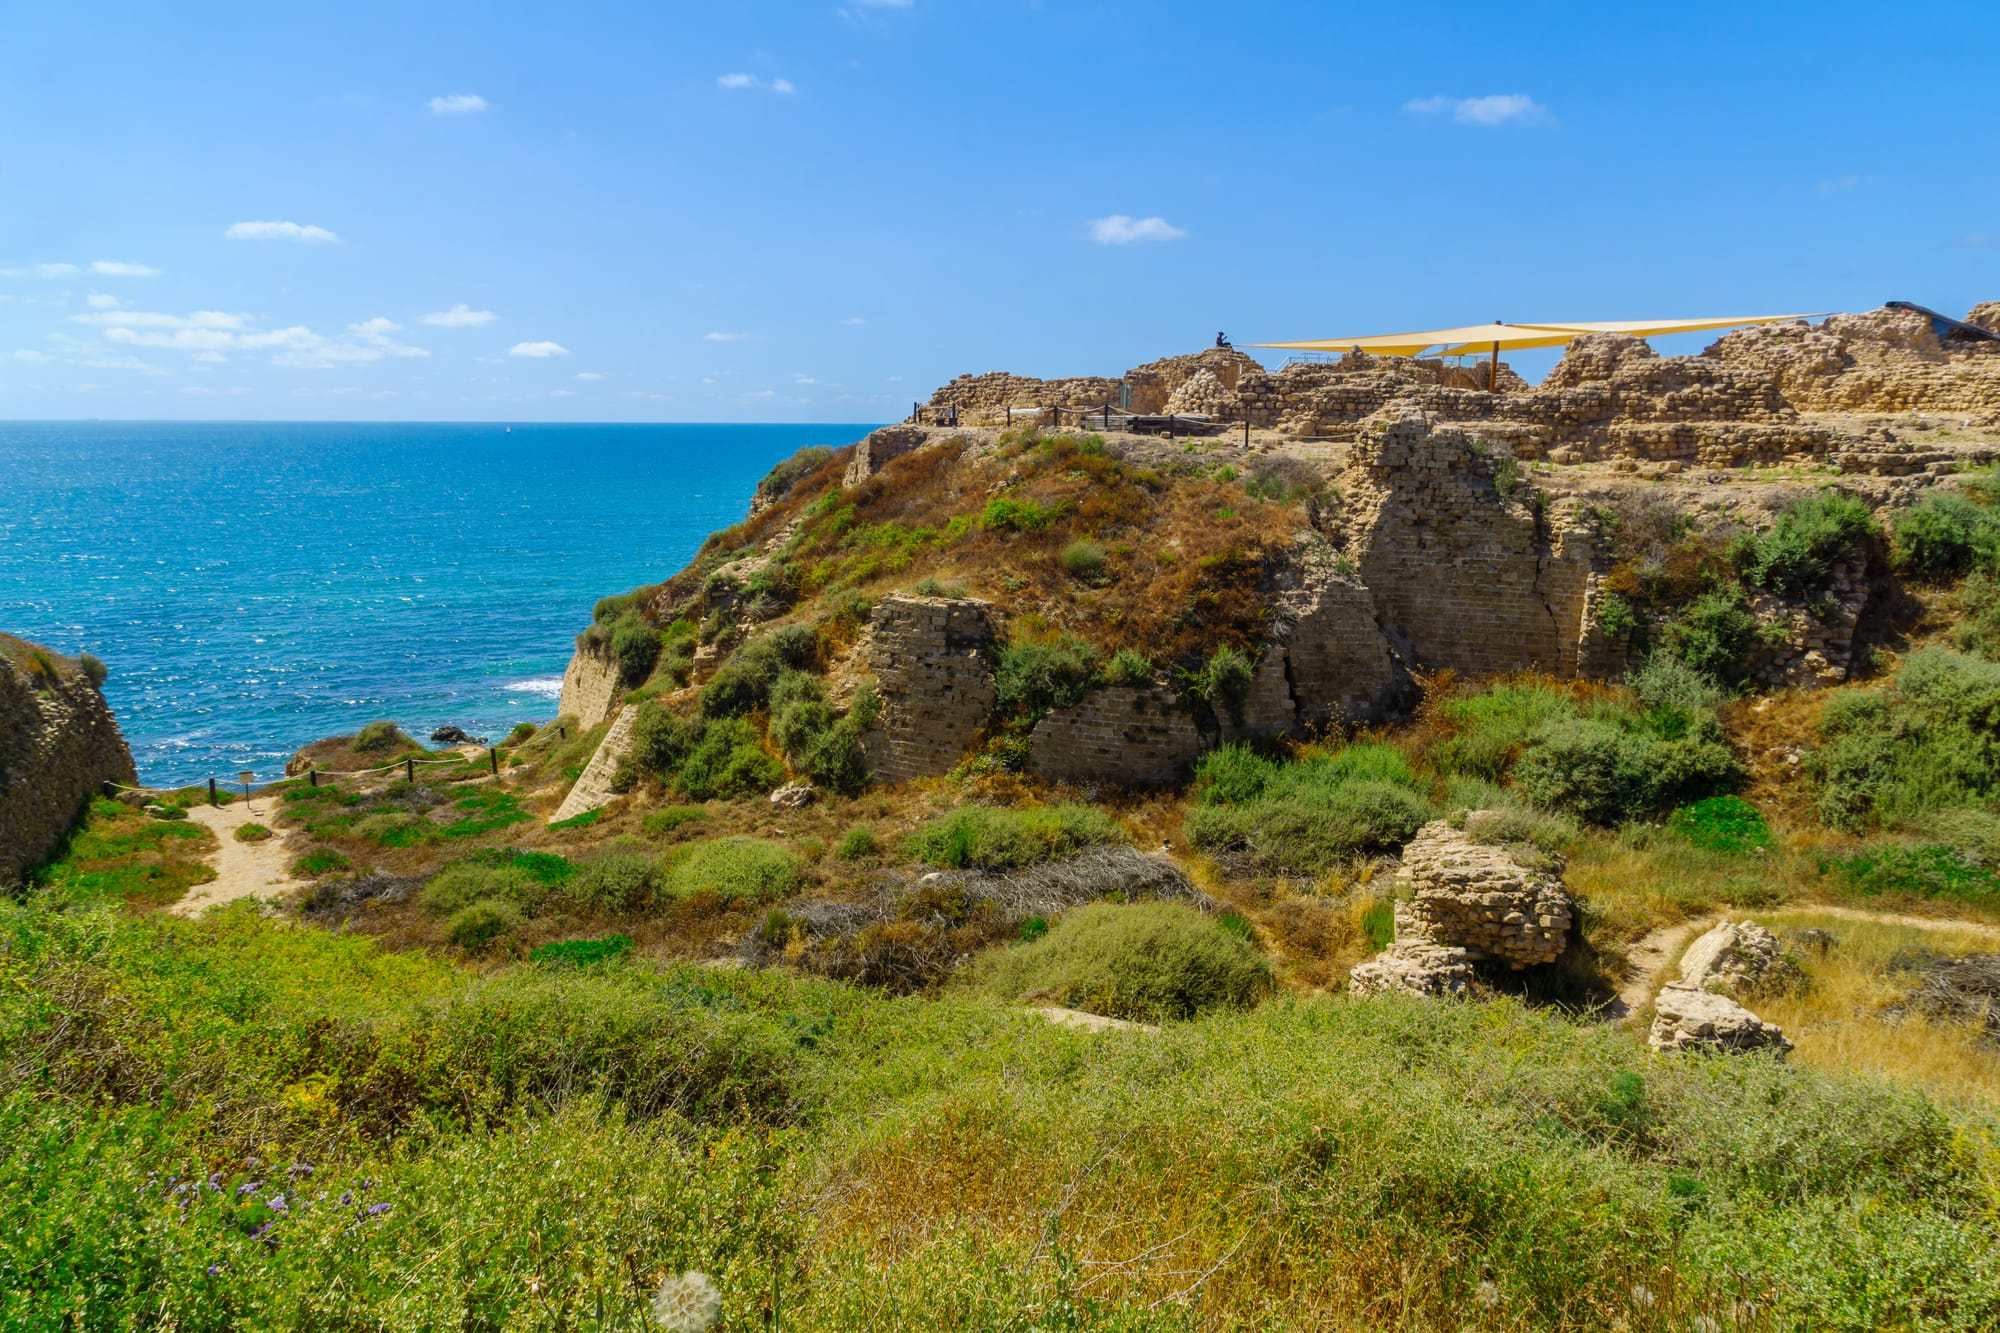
xmin=557 ymin=301 xmax=2000 ymax=800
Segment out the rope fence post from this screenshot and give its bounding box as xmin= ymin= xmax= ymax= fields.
xmin=405 ymin=757 xmax=414 ymax=783
xmin=208 ymin=777 xmax=217 ymax=807
xmin=309 ymin=769 xmax=318 ymax=787
xmin=490 ymin=746 xmax=499 ymax=776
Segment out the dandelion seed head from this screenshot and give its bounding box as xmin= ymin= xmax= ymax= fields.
xmin=1631 ymin=1284 xmax=1657 ymax=1309
xmin=1474 ymin=1280 xmax=1501 ymax=1309
xmin=651 ymin=1271 xmax=722 ymax=1331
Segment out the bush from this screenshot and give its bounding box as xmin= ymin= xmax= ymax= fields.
xmin=234 ymin=822 xmax=272 ymax=843
xmin=1810 ymin=648 xmax=2000 ymax=829
xmin=1667 ymin=795 xmax=1772 ymax=854
xmin=609 ymin=614 xmax=662 ymax=685
xmin=1185 ymin=780 xmax=1431 ymax=874
xmin=350 ymin=811 xmax=438 ymax=848
xmin=676 ymin=717 xmax=784 ymax=800
xmin=530 ymin=934 xmax=634 ymax=967
xmin=420 ymin=860 xmax=544 ymax=916
xmin=77 ymin=652 xmax=107 ymax=687
xmin=1513 ymin=714 xmax=1740 ymax=826
xmin=1186 ymin=645 xmax=1255 ymax=724
xmin=642 ymin=806 xmax=709 ymax=840
xmin=994 ymin=636 xmax=1099 ymax=724
xmin=353 ymin=719 xmax=404 ymax=753
xmin=1824 ymin=843 xmax=2000 ymax=905
xmin=1950 ymin=570 xmax=2000 ymax=659
xmin=1100 ymin=648 xmax=1152 ymax=687
xmin=981 ymin=495 xmax=1062 ymax=532
xmin=663 ymin=838 xmax=802 ymax=904
xmin=753 ymin=444 xmax=832 ymax=506
xmin=562 ymin=853 xmax=660 ymax=914
xmin=1059 ymin=538 xmax=1106 ymax=581
xmin=977 ymin=901 xmax=1273 ymax=1022
xmin=1428 ymin=682 xmax=1576 ymax=782
xmin=1892 ymin=491 xmax=2000 ymax=580
xmin=631 ymin=702 xmax=704 ymax=775
xmin=905 ymin=805 xmax=1122 ymax=871
xmin=768 ymin=670 xmax=870 ymax=796
xmin=1654 ymin=590 xmax=1758 ymax=683
xmin=1626 ymin=653 xmax=1729 ymax=712
xmin=507 ymin=722 xmax=538 ymax=744
xmin=446 ymin=898 xmax=522 ymax=949
xmin=699 ymin=627 xmax=817 ymax=718
xmin=835 ymin=826 xmax=879 ymax=860
xmin=292 ymin=848 xmax=350 ymax=877
xmin=1741 ymin=491 xmax=1875 ymax=598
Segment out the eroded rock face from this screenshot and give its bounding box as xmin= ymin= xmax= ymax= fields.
xmin=1649 ymin=984 xmax=1792 ymax=1055
xmin=559 ymin=645 xmax=625 ymax=730
xmin=0 ymin=639 xmax=137 ymax=887
xmin=1394 ymin=819 xmax=1574 ymax=969
xmin=1348 ymin=940 xmax=1475 ymax=997
xmin=1676 ymin=918 xmax=1784 ymax=994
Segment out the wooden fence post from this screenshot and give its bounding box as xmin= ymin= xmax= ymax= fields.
xmin=208 ymin=777 xmax=217 ymax=807
xmin=310 ymin=769 xmax=318 ymax=788
xmin=405 ymin=757 xmax=414 ymax=782
xmin=490 ymin=747 xmax=499 ymax=776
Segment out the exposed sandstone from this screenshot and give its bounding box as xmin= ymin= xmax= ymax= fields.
xmin=857 ymin=595 xmax=997 ymax=783
xmin=1348 ymin=941 xmax=1476 ymax=997
xmin=559 ymin=644 xmax=625 ymax=730
xmin=551 ymin=703 xmax=636 ymax=822
xmin=1392 ymin=820 xmax=1574 ymax=968
xmin=1649 ymin=984 xmax=1792 ymax=1055
xmin=1676 ymin=918 xmax=1785 ymax=994
xmin=0 ymin=636 xmax=137 ymax=887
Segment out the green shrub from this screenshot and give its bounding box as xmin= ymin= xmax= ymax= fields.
xmin=1059 ymin=538 xmax=1106 ymax=581
xmin=1667 ymin=795 xmax=1772 ymax=854
xmin=905 ymin=804 xmax=1122 ymax=871
xmin=547 ymin=808 xmax=602 ymax=832
xmin=1186 ymin=645 xmax=1255 ymax=724
xmin=440 ymin=789 xmax=531 ymax=838
xmin=77 ymin=652 xmax=107 ymax=687
xmin=1741 ymin=491 xmax=1875 ymax=598
xmin=835 ymin=826 xmax=879 ymax=860
xmin=530 ymin=934 xmax=634 ymax=967
xmin=420 ymin=861 xmax=544 ymax=916
xmin=353 ymin=719 xmax=404 ymax=753
xmin=1513 ymin=714 xmax=1740 ymax=826
xmin=350 ymin=811 xmax=438 ymax=848
xmin=1823 ymin=843 xmax=2000 ymax=905
xmin=609 ymin=614 xmax=662 ymax=685
xmin=1359 ymin=900 xmax=1396 ymax=950
xmin=754 ymin=444 xmax=833 ymax=506
xmin=767 ymin=670 xmax=870 ymax=795
xmin=676 ymin=717 xmax=784 ymax=800
xmin=663 ymin=837 xmax=802 ymax=904
xmin=1100 ymin=648 xmax=1153 ymax=687
xmin=446 ymin=898 xmax=522 ymax=949
xmin=631 ymin=702 xmax=704 ymax=775
xmin=977 ymin=901 xmax=1273 ymax=1022
xmin=1654 ymin=590 xmax=1757 ymax=683
xmin=980 ymin=495 xmax=1062 ymax=532
xmin=1950 ymin=570 xmax=2000 ymax=659
xmin=1892 ymin=491 xmax=2000 ymax=580
xmin=994 ymin=636 xmax=1099 ymax=724
xmin=562 ymin=853 xmax=660 ymax=914
xmin=1429 ymin=682 xmax=1576 ymax=781
xmin=642 ymin=806 xmax=709 ymax=840
xmin=699 ymin=627 xmax=817 ymax=717
xmin=1626 ymin=653 xmax=1729 ymax=712
xmin=292 ymin=847 xmax=350 ymax=877
xmin=233 ymin=822 xmax=272 ymax=843
xmin=507 ymin=722 xmax=538 ymax=744
xmin=1185 ymin=780 xmax=1431 ymax=873
xmin=1809 ymin=648 xmax=2000 ymax=829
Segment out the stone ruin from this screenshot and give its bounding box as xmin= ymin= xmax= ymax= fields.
xmin=921 ymin=302 xmax=2000 ymax=474
xmin=1349 ymin=818 xmax=1575 ymax=997
xmin=1648 ymin=919 xmax=1793 ymax=1056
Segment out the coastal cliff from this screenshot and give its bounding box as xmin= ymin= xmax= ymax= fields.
xmin=0 ymin=633 xmax=136 ymax=887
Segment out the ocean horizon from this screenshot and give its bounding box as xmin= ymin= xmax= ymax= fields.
xmin=1 ymin=420 xmax=879 ymax=786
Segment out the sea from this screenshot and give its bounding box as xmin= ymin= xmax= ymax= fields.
xmin=0 ymin=421 xmax=877 ymax=787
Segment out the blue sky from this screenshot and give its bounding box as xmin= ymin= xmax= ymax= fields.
xmin=3 ymin=0 xmax=1996 ymax=422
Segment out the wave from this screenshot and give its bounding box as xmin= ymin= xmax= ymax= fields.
xmin=504 ymin=676 xmax=565 ymax=699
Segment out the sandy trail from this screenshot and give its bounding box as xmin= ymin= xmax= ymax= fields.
xmin=1605 ymin=903 xmax=2000 ymax=1022
xmin=175 ymin=796 xmax=304 ymax=916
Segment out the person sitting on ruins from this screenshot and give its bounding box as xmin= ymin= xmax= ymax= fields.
xmin=1215 ymin=331 xmax=1232 ymax=349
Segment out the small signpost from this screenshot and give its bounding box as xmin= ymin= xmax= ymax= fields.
xmin=238 ymin=770 xmax=254 ymax=807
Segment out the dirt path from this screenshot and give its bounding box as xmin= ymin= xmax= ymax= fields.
xmin=1605 ymin=903 xmax=2000 ymax=1023
xmin=174 ymin=797 xmax=304 ymax=916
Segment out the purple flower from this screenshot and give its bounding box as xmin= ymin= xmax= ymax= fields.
xmin=206 ymin=1264 xmax=223 ymax=1277
xmin=364 ymin=1203 xmax=391 ymax=1218
xmin=339 ymin=1191 xmax=354 ymax=1207
xmin=268 ymin=1195 xmax=288 ymax=1214
xmin=236 ymin=1182 xmax=260 ymax=1199
xmin=289 ymin=1162 xmax=313 ymax=1178
xmin=248 ymin=1221 xmax=273 ymax=1241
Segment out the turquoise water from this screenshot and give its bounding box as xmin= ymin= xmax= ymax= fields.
xmin=0 ymin=421 xmax=874 ymax=786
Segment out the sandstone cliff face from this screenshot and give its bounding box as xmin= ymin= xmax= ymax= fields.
xmin=558 ymin=644 xmax=625 ymax=730
xmin=0 ymin=637 xmax=137 ymax=887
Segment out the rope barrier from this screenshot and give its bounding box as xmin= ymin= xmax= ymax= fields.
xmin=108 ymin=752 xmax=490 ymax=798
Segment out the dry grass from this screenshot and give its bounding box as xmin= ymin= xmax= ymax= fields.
xmin=1752 ymin=908 xmax=2000 ymax=1106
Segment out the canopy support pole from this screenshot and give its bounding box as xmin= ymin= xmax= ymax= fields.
xmin=1488 ymin=341 xmax=1499 ymax=393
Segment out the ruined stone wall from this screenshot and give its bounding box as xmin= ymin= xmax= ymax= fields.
xmin=0 ymin=642 xmax=137 ymax=887
xmin=1027 ymin=685 xmax=1207 ymax=788
xmin=1270 ymin=547 xmax=1407 ymax=729
xmin=844 ymin=425 xmax=938 ymax=486
xmin=1338 ymin=420 xmax=1584 ymax=675
xmin=927 ymin=372 xmax=1124 ymax=414
xmin=559 ymin=644 xmax=625 ymax=730
xmin=1707 ymin=306 xmax=2000 ymax=415
xmin=858 ymin=596 xmax=997 ymax=783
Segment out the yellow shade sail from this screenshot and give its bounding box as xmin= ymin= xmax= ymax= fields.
xmin=1249 ymin=314 xmax=1823 ymax=358
xmin=1516 ymin=315 xmax=1820 ymax=337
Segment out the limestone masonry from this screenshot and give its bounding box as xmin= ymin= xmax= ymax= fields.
xmin=0 ymin=638 xmax=136 ymax=888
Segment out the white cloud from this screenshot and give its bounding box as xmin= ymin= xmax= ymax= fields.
xmin=86 ymin=293 xmax=120 ymax=309
xmin=428 ymin=93 xmax=489 ymax=115
xmin=842 ymin=316 xmax=867 ymax=325
xmin=73 ymin=309 xmax=247 ymax=330
xmin=193 ymin=351 xmax=228 ymax=364
xmin=1403 ymin=93 xmax=1550 ymax=126
xmin=90 ymin=260 xmax=160 ymax=276
xmin=420 ymin=303 xmax=497 ymax=327
xmin=349 ymin=316 xmax=402 ymax=338
xmin=80 ymin=355 xmax=165 ymax=375
xmin=508 ymin=340 xmax=570 ymax=357
xmin=623 ymin=390 xmax=670 ymax=400
xmin=717 ymin=73 xmax=797 ymax=93
xmin=0 ymin=262 xmax=79 ymax=278
xmin=704 ymin=331 xmax=750 ymax=342
xmin=576 ymin=371 xmax=604 ymax=380
xmin=11 ymin=349 xmax=50 ymax=363
xmin=72 ymin=306 xmax=426 ymax=365
xmin=1958 ymin=233 xmax=1994 ymax=250
xmin=181 ymin=385 xmax=250 ymax=396
xmin=549 ymin=389 xmax=577 ymax=397
xmin=1088 ymin=214 xmax=1189 ymax=245
xmin=225 ymin=220 xmax=340 ymax=243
